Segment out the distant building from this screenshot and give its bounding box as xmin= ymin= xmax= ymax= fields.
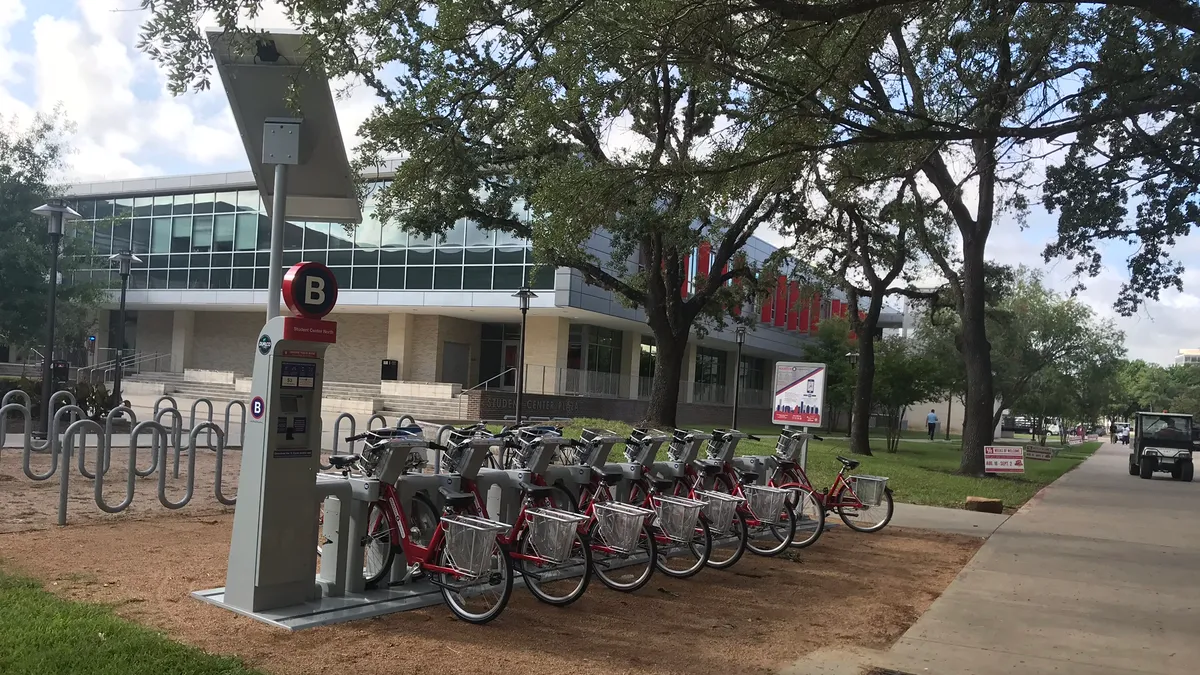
xmin=1176 ymin=349 xmax=1200 ymax=365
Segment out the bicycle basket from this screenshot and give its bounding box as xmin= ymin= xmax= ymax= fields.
xmin=667 ymin=429 xmax=710 ymax=464
xmin=374 ymin=438 xmax=432 ymax=484
xmin=850 ymin=475 xmax=889 ymax=506
xmin=705 ymin=430 xmax=745 ymax=463
xmin=774 ymin=433 xmax=803 ymax=463
xmin=449 ymin=438 xmax=497 ymax=479
xmin=743 ymin=485 xmax=790 ymax=524
xmin=579 ymin=428 xmax=622 ymax=467
xmin=526 ymin=508 xmax=589 ymax=563
xmin=625 ymin=429 xmax=667 ymax=466
xmin=694 ymin=490 xmax=744 ymax=534
xmin=515 ymin=432 xmax=568 ymax=475
xmin=593 ymin=502 xmax=654 ymax=554
xmin=440 ymin=514 xmax=510 ymax=578
xmin=652 ymin=494 xmax=706 ymax=543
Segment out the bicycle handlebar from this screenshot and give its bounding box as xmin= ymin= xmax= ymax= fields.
xmin=747 ymin=434 xmax=761 ymax=441
xmin=811 ymin=434 xmax=824 ymax=441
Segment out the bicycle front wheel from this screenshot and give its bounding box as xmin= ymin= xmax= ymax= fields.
xmin=655 ymin=518 xmax=712 ymax=578
xmin=746 ymin=500 xmax=796 ymax=556
xmin=705 ymin=509 xmax=748 ymax=569
xmin=361 ymin=501 xmax=397 ymax=587
xmin=437 ymin=539 xmax=514 ymax=624
xmin=788 ymin=486 xmax=826 ymax=548
xmin=590 ymin=521 xmax=657 ymax=592
xmin=518 ymin=527 xmax=592 ymax=606
xmin=835 ymin=486 xmax=894 ymax=533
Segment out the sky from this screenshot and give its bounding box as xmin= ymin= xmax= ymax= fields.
xmin=1 ymin=0 xmax=1197 ymax=366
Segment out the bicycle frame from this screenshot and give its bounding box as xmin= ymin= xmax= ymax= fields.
xmin=768 ymin=461 xmax=865 ymax=510
xmin=681 ymin=462 xmax=773 ymax=527
xmin=372 ymin=482 xmax=465 ymax=579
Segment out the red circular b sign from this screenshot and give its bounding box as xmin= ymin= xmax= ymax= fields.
xmin=282 ymin=262 xmax=338 ymax=319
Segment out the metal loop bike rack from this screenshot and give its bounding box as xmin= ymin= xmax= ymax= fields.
xmin=190 ymin=398 xmax=216 ymax=449
xmin=58 ymin=416 xmax=103 ymax=526
xmin=153 ymin=395 xmax=178 ymax=417
xmin=367 ymin=413 xmax=388 ymax=431
xmin=224 ymin=400 xmax=246 ymax=447
xmin=328 ymin=413 xmax=357 ymax=470
xmin=155 ymin=407 xmax=186 ymax=478
xmin=1 ymin=390 xmax=31 ymax=408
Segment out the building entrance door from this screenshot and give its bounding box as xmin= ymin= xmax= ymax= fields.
xmin=503 ymin=341 xmax=519 ymax=388
xmin=442 ymin=342 xmax=471 ymax=387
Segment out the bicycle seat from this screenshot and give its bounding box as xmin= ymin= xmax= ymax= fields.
xmin=739 ymin=471 xmax=759 ymax=484
xmin=836 ymin=455 xmax=861 ymax=470
xmin=696 ymin=459 xmax=723 ymax=476
xmin=652 ymin=479 xmax=677 ymax=493
xmin=519 ymin=481 xmax=558 ymax=501
xmin=594 ymin=466 xmax=624 ymax=486
xmin=438 ymin=487 xmax=475 ymax=508
xmin=327 ymin=454 xmax=359 ymax=469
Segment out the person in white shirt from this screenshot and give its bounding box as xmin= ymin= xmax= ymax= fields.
xmin=926 ymin=409 xmax=938 ymax=440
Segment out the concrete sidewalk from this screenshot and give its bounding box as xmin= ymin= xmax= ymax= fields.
xmin=891 ymin=502 xmax=1009 ymax=538
xmin=786 ymin=442 xmax=1200 ymax=674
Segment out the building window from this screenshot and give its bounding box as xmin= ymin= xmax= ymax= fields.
xmin=694 ymin=347 xmax=727 ymax=404
xmin=638 ymin=337 xmax=656 ymax=398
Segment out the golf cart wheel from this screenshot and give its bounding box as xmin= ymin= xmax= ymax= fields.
xmin=1128 ymin=457 xmax=1138 ymax=476
xmin=1171 ymin=464 xmax=1183 ymax=480
xmin=1139 ymin=457 xmax=1155 ymax=479
xmin=1183 ymin=461 xmax=1194 ymax=483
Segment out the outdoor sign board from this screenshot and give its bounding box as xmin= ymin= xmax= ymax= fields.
xmin=1023 ymin=445 xmax=1055 ymax=461
xmin=984 ymin=445 xmax=1025 ymax=473
xmin=772 ymin=362 xmax=826 ymax=427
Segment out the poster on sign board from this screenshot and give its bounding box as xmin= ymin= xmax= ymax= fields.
xmin=772 ymin=362 xmax=826 ymax=427
xmin=984 ymin=445 xmax=1025 ymax=473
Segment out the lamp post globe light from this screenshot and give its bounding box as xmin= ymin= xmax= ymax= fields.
xmin=732 ymin=325 xmax=747 ymax=430
xmin=512 ymin=287 xmax=537 ymax=425
xmin=31 ymin=200 xmax=82 ymax=438
xmin=844 ymin=350 xmax=859 ymax=437
xmin=109 ymin=250 xmax=143 ymax=407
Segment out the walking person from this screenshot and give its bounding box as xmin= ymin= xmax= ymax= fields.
xmin=926 ymin=409 xmax=938 ymax=441
xmin=1109 ymin=422 xmax=1117 ymax=444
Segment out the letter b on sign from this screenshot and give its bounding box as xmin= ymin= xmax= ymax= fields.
xmin=305 ymin=276 xmax=325 ymax=305
xmin=283 ymin=262 xmax=338 ymax=319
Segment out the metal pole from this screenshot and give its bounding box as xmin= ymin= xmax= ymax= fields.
xmin=732 ymin=339 xmax=743 ymax=430
xmin=113 ymin=272 xmax=129 ymax=405
xmin=41 ymin=225 xmax=61 ymax=438
xmin=266 ymin=163 xmax=288 ymax=320
xmin=515 ymin=306 xmax=527 ymax=425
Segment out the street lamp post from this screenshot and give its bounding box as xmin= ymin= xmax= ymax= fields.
xmin=512 ymin=287 xmax=537 ymax=425
xmin=32 ymin=200 xmax=82 ymax=438
xmin=844 ymin=350 xmax=859 ymax=437
xmin=732 ymin=325 xmax=747 ymax=430
xmin=109 ymin=251 xmax=142 ymax=406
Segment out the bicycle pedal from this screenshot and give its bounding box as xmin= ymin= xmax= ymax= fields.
xmin=488 ymin=571 xmax=503 ymax=585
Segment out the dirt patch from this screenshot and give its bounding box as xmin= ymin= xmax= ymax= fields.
xmin=0 ymin=512 xmax=979 ymax=675
xmin=0 ymin=447 xmax=238 ymax=533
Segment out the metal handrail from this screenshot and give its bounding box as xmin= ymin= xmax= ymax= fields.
xmin=464 ymin=367 xmax=516 ymax=392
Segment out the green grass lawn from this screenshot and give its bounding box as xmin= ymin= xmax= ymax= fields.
xmin=552 ymin=418 xmax=1101 ymax=510
xmin=0 ymin=569 xmax=259 ymax=675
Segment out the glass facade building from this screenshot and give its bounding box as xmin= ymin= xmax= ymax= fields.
xmin=68 ymin=188 xmax=553 ymax=293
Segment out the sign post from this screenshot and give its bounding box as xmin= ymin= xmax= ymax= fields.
xmin=984 ymin=445 xmax=1026 ymax=473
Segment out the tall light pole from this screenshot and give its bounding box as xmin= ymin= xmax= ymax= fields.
xmin=844 ymin=350 xmax=859 ymax=437
xmin=731 ymin=325 xmax=747 ymax=430
xmin=512 ymin=287 xmax=537 ymax=425
xmin=32 ymin=200 xmax=82 ymax=438
xmin=109 ymin=250 xmax=142 ymax=406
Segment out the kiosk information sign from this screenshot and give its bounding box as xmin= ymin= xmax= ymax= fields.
xmin=772 ymin=362 xmax=827 ymax=427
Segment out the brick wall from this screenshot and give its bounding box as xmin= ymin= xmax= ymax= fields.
xmin=192 ymin=312 xmax=261 ymax=375
xmin=466 ymin=390 xmax=772 ymax=428
xmin=323 ymin=314 xmax=389 ymax=383
xmin=410 ymin=315 xmax=440 ymax=382
xmin=134 ymin=311 xmax=174 ymax=366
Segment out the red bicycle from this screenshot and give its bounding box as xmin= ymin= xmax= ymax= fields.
xmin=565 ymin=428 xmax=659 ymax=592
xmin=679 ymin=429 xmax=799 ymax=564
xmin=325 ymin=427 xmax=515 ymax=624
xmin=766 ymin=432 xmax=893 ymax=534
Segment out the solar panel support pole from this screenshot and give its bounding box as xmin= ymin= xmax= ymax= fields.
xmin=263 ymin=118 xmax=302 ymax=320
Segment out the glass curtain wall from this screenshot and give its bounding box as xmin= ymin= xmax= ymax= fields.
xmin=694 ymin=347 xmax=728 ymax=404
xmin=70 ymin=186 xmax=553 ymax=292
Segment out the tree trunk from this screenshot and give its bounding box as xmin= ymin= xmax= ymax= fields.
xmin=945 ymin=397 xmax=952 ymax=440
xmin=957 ymin=243 xmax=996 ymax=475
xmin=850 ymin=295 xmax=884 ymax=456
xmin=641 ymin=327 xmax=687 ymax=428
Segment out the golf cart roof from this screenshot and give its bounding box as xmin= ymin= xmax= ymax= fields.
xmin=1136 ymin=411 xmax=1193 ymax=419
